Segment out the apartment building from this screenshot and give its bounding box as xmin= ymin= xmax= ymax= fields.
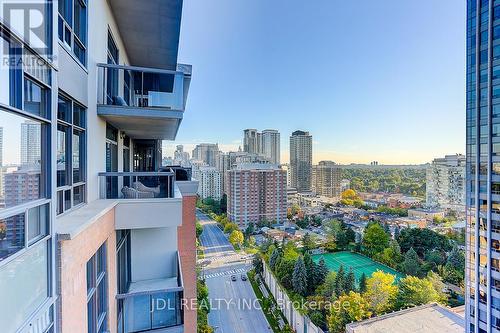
xmin=312 ymin=160 xmax=342 ymax=198
xmin=243 ymin=129 xmax=260 ymax=155
xmin=426 ymin=154 xmax=466 ymax=211
xmin=198 ymin=167 xmax=222 ymax=200
xmin=0 ymin=1 xmax=197 ymax=333
xmin=192 ymin=143 xmax=219 ymax=167
xmin=227 ymin=164 xmax=287 ymax=228
xmin=242 ymin=128 xmax=280 ymax=164
xmin=290 ymin=130 xmax=313 ymax=192
xmin=466 ymin=1 xmax=500 ymax=332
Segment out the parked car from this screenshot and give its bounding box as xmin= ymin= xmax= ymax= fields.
xmin=241 ymin=274 xmax=247 ymax=281
xmin=231 ymin=275 xmax=237 ymax=281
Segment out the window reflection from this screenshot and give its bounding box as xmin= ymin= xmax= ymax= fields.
xmin=0 ymin=111 xmax=44 ymax=210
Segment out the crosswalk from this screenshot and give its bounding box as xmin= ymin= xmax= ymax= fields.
xmin=206 ymin=254 xmax=243 ymax=263
xmin=202 ymin=267 xmax=248 ymax=280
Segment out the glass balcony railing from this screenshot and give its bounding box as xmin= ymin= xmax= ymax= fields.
xmin=97 ymin=63 xmax=188 ymax=111
xmin=118 ymin=290 xmax=183 ymax=333
xmin=98 ymin=171 xmax=176 ymax=199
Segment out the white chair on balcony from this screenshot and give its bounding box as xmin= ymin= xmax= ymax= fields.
xmin=121 ymin=186 xmax=155 ymax=199
xmin=132 ymin=181 xmax=161 ymax=197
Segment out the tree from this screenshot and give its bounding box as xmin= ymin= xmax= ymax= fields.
xmin=292 ymin=257 xmax=308 ymax=296
xmin=374 ymin=240 xmax=402 ymax=268
xmin=229 ymin=230 xmax=244 ymax=248
xmin=447 ymin=246 xmax=465 ymax=271
xmin=397 ymin=276 xmax=440 ymax=308
xmin=317 ymin=258 xmax=329 ymax=287
xmin=397 ymin=228 xmax=451 ymax=257
xmin=304 ymin=253 xmax=317 ymax=295
xmin=364 ymin=271 xmax=398 ymax=315
xmin=244 ymin=222 xmax=255 ymax=237
xmin=344 ymin=268 xmax=356 ymax=293
xmin=426 ymin=271 xmax=448 ymax=304
xmin=276 ymin=258 xmax=296 ymax=290
xmin=220 ymin=194 xmax=227 ymax=213
xmin=334 ymin=265 xmax=346 ymax=297
xmin=327 ymin=292 xmax=372 ymax=333
xmin=302 ymin=232 xmax=315 ymax=252
xmin=224 ymin=222 xmax=238 ymax=234
xmin=269 ymin=248 xmax=281 ymax=271
xmin=317 ymin=272 xmax=337 ymax=297
xmin=196 ymin=221 xmax=203 ymax=238
xmin=401 ymin=247 xmax=421 ymax=277
xmin=394 ymin=225 xmax=401 ymax=239
xmin=362 ymin=222 xmax=390 ymax=256
xmin=253 ymin=254 xmax=263 ymax=275
xmin=359 ymin=273 xmax=367 ymax=293
xmin=345 ymin=227 xmax=356 ymax=244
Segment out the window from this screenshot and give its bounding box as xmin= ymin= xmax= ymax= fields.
xmin=27 ymin=204 xmax=49 ymax=246
xmin=1 ymin=111 xmax=48 ymax=211
xmin=87 ymin=244 xmax=108 ymax=333
xmin=58 ymin=0 xmax=87 ymax=65
xmin=57 ymin=93 xmax=87 ymax=215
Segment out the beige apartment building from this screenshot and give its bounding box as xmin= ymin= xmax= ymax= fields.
xmin=227 ymin=164 xmax=287 ymax=228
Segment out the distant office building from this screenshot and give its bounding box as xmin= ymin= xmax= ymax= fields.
xmin=290 ymin=130 xmax=312 ymax=192
xmin=243 ymin=129 xmax=261 ymax=155
xmin=261 ymin=129 xmax=280 ymax=164
xmin=21 ymin=121 xmax=41 ymax=166
xmin=227 ymin=164 xmax=287 ymax=228
xmin=312 ymin=161 xmax=342 ymax=198
xmin=426 ymin=154 xmax=465 ymax=211
xmin=173 ymin=145 xmax=190 ymax=166
xmin=192 ymin=143 xmax=219 ymax=167
xmin=162 ymin=156 xmax=174 ymax=166
xmin=198 ymin=167 xmax=222 ymax=200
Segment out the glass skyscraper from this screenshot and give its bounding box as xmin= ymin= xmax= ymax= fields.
xmin=467 ymin=0 xmax=500 ymax=332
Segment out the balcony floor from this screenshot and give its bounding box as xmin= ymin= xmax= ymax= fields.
xmin=128 ymin=277 xmax=179 ymax=294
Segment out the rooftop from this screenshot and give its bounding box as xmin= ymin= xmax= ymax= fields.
xmin=346 ymin=303 xmax=464 ymax=333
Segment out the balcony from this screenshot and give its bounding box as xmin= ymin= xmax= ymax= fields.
xmin=97 ymin=63 xmax=191 ymax=140
xmin=98 ymin=171 xmax=182 ymax=229
xmin=117 ymin=252 xmax=184 ymax=333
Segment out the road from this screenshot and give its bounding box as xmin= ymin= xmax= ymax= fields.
xmin=197 ymin=211 xmax=272 ymax=333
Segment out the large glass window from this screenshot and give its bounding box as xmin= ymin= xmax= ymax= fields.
xmin=57 ymin=93 xmax=87 ymax=215
xmin=58 ymin=0 xmax=87 ymax=65
xmin=1 ymin=111 xmax=47 ymax=211
xmin=87 ymin=243 xmax=108 ymax=333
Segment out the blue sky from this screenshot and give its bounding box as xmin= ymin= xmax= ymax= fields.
xmin=165 ymin=0 xmax=466 ymax=164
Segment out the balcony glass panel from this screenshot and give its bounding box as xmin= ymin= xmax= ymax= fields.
xmin=97 ymin=64 xmax=185 ymax=111
xmin=98 ymin=172 xmax=175 ymax=199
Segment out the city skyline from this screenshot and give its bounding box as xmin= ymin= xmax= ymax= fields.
xmin=173 ymin=0 xmax=466 ymax=165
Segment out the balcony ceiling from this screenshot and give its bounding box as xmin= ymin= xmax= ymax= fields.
xmin=98 ymin=106 xmax=183 ymax=140
xmin=108 ymin=0 xmax=183 ymax=70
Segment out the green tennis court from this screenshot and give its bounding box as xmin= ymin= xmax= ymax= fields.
xmin=312 ymin=251 xmax=404 ymax=282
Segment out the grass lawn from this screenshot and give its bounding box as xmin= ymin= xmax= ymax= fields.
xmin=312 ymin=251 xmax=404 ymax=282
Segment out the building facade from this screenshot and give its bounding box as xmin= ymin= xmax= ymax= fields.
xmin=243 ymin=129 xmax=261 ymax=155
xmin=312 ymin=160 xmax=342 ymax=198
xmin=192 ymin=143 xmax=219 ymax=167
xmin=261 ymin=129 xmax=280 ymax=164
xmin=426 ymin=154 xmax=466 ymax=211
xmin=0 ymin=1 xmax=197 ymax=333
xmin=227 ymin=164 xmax=287 ymax=228
xmin=290 ymin=130 xmax=312 ymax=192
xmin=198 ymin=167 xmax=222 ymax=200
xmin=466 ymin=1 xmax=500 ymax=332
